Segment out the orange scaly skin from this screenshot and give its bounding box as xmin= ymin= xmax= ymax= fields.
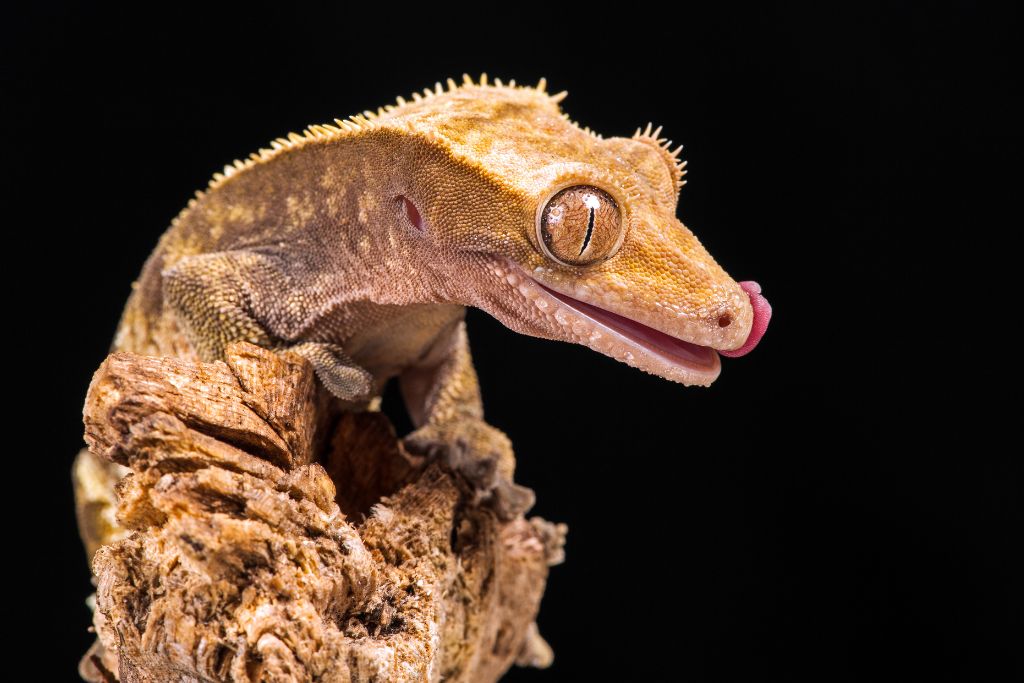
xmin=77 ymin=74 xmax=765 ymax=541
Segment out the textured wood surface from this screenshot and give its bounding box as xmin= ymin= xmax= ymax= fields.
xmin=78 ymin=342 xmax=565 ymax=682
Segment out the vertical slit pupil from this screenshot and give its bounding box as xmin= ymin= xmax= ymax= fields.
xmin=580 ymin=207 xmax=595 ymax=256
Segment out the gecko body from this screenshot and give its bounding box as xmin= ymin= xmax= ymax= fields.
xmin=79 ymin=75 xmax=771 ymax=534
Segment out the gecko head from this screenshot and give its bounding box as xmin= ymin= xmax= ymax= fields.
xmin=473 ymin=157 xmax=771 ymax=387
xmin=389 ymin=79 xmax=770 ymax=386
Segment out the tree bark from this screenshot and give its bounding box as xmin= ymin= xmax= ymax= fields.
xmin=77 ymin=342 xmax=565 ymax=683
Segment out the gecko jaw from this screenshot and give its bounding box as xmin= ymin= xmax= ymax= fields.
xmin=532 ymin=280 xmax=721 ymax=386
xmin=499 ymin=262 xmax=722 ymax=386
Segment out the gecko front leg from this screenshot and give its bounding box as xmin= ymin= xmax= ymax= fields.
xmin=400 ymin=318 xmax=534 ymax=520
xmin=163 ymin=250 xmax=374 ymax=404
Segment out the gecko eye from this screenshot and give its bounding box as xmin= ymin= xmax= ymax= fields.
xmin=538 ymin=186 xmax=622 ymax=266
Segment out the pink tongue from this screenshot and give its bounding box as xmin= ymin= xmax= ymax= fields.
xmin=720 ymin=281 xmax=771 ymax=358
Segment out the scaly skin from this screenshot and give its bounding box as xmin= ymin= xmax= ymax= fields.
xmin=76 ymin=74 xmax=770 ymax=549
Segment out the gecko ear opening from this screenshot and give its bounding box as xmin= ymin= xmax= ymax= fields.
xmin=400 ymin=195 xmax=426 ymax=232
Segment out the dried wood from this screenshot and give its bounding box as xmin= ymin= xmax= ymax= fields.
xmin=78 ymin=342 xmax=565 ymax=683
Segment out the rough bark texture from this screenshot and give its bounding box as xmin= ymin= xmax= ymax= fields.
xmin=78 ymin=342 xmax=565 ymax=683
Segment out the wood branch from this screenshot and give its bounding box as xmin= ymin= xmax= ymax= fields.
xmin=80 ymin=342 xmax=565 ymax=682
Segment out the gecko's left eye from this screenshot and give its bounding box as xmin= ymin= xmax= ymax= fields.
xmin=538 ymin=186 xmax=622 ymax=266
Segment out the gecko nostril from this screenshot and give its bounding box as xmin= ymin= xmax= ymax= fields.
xmin=717 ymin=313 xmax=732 ymax=328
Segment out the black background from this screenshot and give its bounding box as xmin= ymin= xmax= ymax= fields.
xmin=8 ymin=4 xmax=1021 ymax=681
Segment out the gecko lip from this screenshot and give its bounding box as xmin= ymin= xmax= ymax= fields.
xmin=517 ymin=272 xmax=722 ymax=385
xmin=536 ymin=282 xmax=718 ymax=367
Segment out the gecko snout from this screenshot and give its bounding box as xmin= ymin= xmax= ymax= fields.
xmin=720 ymin=281 xmax=771 ymax=358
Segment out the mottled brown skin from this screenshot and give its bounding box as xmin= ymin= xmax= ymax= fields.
xmin=80 ymin=75 xmax=758 ymax=539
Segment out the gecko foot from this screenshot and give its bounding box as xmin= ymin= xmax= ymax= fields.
xmin=403 ymin=418 xmax=534 ymax=520
xmin=287 ymin=342 xmax=374 ymax=402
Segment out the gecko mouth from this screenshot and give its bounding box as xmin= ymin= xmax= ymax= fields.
xmin=535 ymin=283 xmax=718 ymax=368
xmin=512 ymin=269 xmax=722 ymax=386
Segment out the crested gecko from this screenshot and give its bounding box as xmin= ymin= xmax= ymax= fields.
xmin=76 ymin=74 xmax=771 ymax=537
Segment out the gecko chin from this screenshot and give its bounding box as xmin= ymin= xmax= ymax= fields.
xmin=498 ymin=262 xmax=724 ymax=387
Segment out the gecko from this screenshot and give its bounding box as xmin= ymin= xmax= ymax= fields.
xmin=75 ymin=74 xmax=771 ymax=545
